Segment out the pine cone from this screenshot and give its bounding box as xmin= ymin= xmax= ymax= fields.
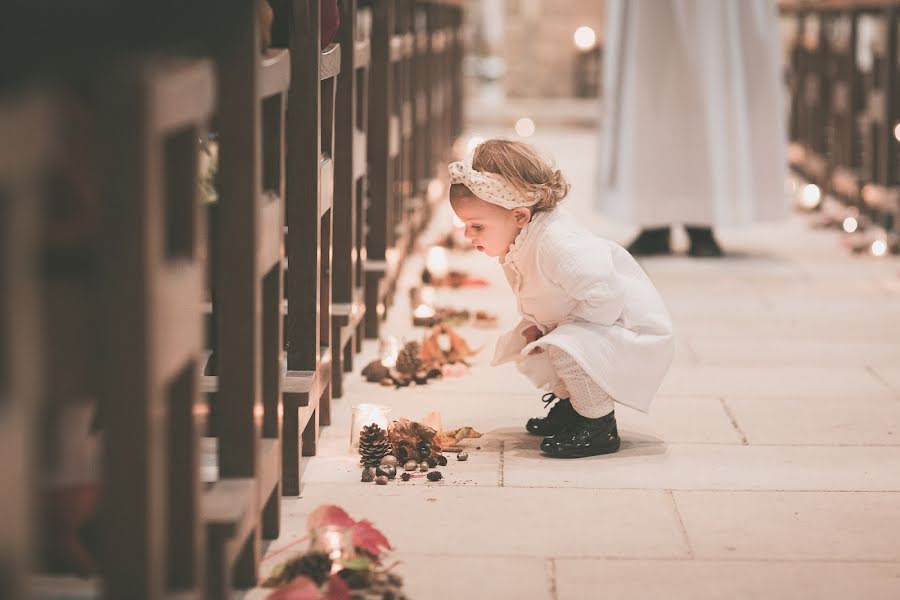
xmin=276 ymin=551 xmax=332 ymax=586
xmin=359 ymin=424 xmax=392 ymax=467
xmin=395 ymin=341 xmax=422 ymax=375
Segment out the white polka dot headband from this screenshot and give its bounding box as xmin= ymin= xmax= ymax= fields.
xmin=448 ymin=161 xmax=539 ymax=209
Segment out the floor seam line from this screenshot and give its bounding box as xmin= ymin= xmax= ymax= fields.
xmin=546 ymin=557 xmax=559 ymax=600
xmin=720 ymin=397 xmax=749 ymax=445
xmin=668 ymin=489 xmax=695 ymax=559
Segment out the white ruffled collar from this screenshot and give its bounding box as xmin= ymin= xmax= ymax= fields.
xmin=501 ymin=209 xmax=556 ymax=265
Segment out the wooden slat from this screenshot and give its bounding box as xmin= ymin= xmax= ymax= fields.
xmin=353 ymin=128 xmax=367 ymax=180
xmin=389 ymin=114 xmax=400 ymax=157
xmin=320 ymin=157 xmax=334 ymax=218
xmin=257 ymin=194 xmax=282 ymax=272
xmin=402 ymin=100 xmax=412 ymax=137
xmin=432 ymin=29 xmax=446 ymax=52
xmin=155 ymin=264 xmax=204 ymax=382
xmin=320 ymin=43 xmax=342 ymax=80
xmin=355 ymin=39 xmax=371 ymax=68
xmin=260 ymin=49 xmax=291 ymax=98
xmin=0 ymin=92 xmax=48 ymax=600
xmin=150 ymin=58 xmax=216 ymax=132
xmin=99 ymin=55 xmax=212 ymax=599
xmin=390 ymin=34 xmax=404 ymax=61
xmin=202 ymin=479 xmax=256 ymax=533
xmin=403 ymin=32 xmax=414 ymax=56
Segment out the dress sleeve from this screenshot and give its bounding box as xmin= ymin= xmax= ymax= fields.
xmin=538 ymin=235 xmax=625 ymax=326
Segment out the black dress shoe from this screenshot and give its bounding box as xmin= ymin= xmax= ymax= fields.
xmin=526 ymin=393 xmax=579 ymax=436
xmin=626 ymin=227 xmax=672 ymax=256
xmin=540 ymin=411 xmax=621 ymax=458
xmin=685 ymin=226 xmax=724 ymax=257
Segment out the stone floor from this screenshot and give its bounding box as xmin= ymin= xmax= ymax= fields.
xmin=249 ymin=126 xmax=900 ymax=600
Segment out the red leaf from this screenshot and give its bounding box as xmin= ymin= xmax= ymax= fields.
xmin=265 ymin=576 xmax=324 ymax=600
xmin=349 ymin=519 xmax=392 ymax=558
xmin=307 ymin=505 xmax=356 ymax=532
xmin=325 ymin=574 xmax=351 ymax=600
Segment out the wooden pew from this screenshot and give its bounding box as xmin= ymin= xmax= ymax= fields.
xmin=822 ymin=8 xmax=860 ymax=203
xmin=0 ymin=91 xmax=51 ymax=600
xmin=332 ymin=0 xmax=371 ymax=398
xmin=790 ymin=8 xmax=831 ymax=185
xmin=201 ymin=3 xmax=287 ymax=594
xmin=98 ymin=56 xmax=215 ymax=599
xmin=364 ymin=0 xmax=399 ymax=339
xmin=281 ymin=0 xmax=341 ymax=493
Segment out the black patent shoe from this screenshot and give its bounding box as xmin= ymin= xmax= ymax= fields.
xmin=526 ymin=393 xmax=579 ymax=436
xmin=540 ymin=411 xmax=621 ymax=458
xmin=626 ymin=227 xmax=672 ymax=256
xmin=686 ymin=226 xmax=724 ymax=257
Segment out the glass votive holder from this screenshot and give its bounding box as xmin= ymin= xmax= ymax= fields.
xmin=349 ymin=403 xmax=392 ymax=451
xmin=310 ymin=524 xmax=354 ymax=573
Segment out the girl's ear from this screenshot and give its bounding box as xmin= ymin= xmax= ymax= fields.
xmin=511 ymin=207 xmax=532 ymax=229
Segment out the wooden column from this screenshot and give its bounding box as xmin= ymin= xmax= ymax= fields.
xmin=332 ymin=0 xmax=371 ymax=398
xmin=0 ymin=92 xmax=51 ymax=600
xmin=364 ymin=0 xmax=397 ymax=339
xmin=281 ymin=0 xmax=340 ymax=494
xmin=99 ymin=56 xmax=215 ymax=599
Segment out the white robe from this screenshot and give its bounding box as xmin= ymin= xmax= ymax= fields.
xmin=597 ymin=0 xmax=788 ymax=228
xmin=492 ymin=208 xmax=674 ymax=413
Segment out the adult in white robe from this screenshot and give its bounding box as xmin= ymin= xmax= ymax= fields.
xmin=597 ymin=0 xmax=788 ymax=256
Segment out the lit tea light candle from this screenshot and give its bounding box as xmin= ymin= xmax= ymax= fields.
xmin=311 ymin=525 xmax=353 ymax=573
xmin=350 ymin=403 xmax=391 ymax=450
xmin=425 ymin=246 xmax=449 ymax=279
xmin=413 ymin=303 xmax=437 ymax=327
xmin=414 ymin=304 xmax=436 ymax=319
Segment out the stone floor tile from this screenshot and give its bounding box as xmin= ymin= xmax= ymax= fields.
xmin=555 ymin=559 xmax=900 ymax=600
xmin=689 ymin=338 xmax=900 ymax=368
xmin=396 ymin=555 xmax=551 ymax=600
xmin=273 ymin=485 xmax=690 ymax=559
xmin=503 ymin=444 xmax=900 ymax=491
xmin=659 ymin=366 xmax=893 ymax=399
xmin=674 ymin=491 xmax=900 ymax=560
xmin=724 ymin=395 xmax=900 ymax=445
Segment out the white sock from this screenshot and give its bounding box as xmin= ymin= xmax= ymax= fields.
xmin=548 ymin=346 xmax=615 ymax=418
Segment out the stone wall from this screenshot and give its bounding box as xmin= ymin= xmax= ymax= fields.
xmin=500 ymin=0 xmax=606 ymax=98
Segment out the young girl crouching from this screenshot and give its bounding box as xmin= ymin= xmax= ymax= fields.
xmin=448 ymin=139 xmax=674 ymax=457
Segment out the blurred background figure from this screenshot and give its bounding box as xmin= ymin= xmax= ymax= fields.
xmin=597 ymin=0 xmax=788 ymax=257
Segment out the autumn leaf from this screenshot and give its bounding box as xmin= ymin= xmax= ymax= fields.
xmin=349 ymin=520 xmax=392 ymax=558
xmin=325 ymin=574 xmax=350 ymax=600
xmin=307 ymin=505 xmax=355 ymax=532
xmin=265 ymin=576 xmax=323 ymax=600
xmin=435 ymin=426 xmax=483 ymax=447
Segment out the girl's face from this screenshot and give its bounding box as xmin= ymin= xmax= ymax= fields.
xmin=450 ymin=194 xmax=531 ymax=258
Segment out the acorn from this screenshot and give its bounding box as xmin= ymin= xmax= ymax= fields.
xmin=426 ymin=456 xmax=438 ymax=468
xmin=437 ymin=454 xmax=448 ymax=466
xmin=457 ymin=451 xmax=468 ymax=461
xmin=376 ymin=464 xmax=397 ymax=479
xmin=380 ymin=455 xmax=399 ymax=467
xmin=375 ymin=475 xmax=388 ymax=485
xmin=403 ymin=460 xmax=418 ymax=471
xmin=416 ymin=442 xmax=431 ymax=460
xmin=426 ymin=471 xmax=443 ymax=481
xmin=400 ymin=472 xmax=411 ymax=481
xmin=361 ymin=467 xmax=376 ymax=482
xmin=419 ymin=462 xmax=429 ymax=472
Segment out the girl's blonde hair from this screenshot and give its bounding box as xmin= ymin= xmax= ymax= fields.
xmin=467 ymin=139 xmax=570 ymax=212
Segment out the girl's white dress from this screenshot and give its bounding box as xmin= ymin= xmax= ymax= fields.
xmin=492 ymin=208 xmax=674 ymax=413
